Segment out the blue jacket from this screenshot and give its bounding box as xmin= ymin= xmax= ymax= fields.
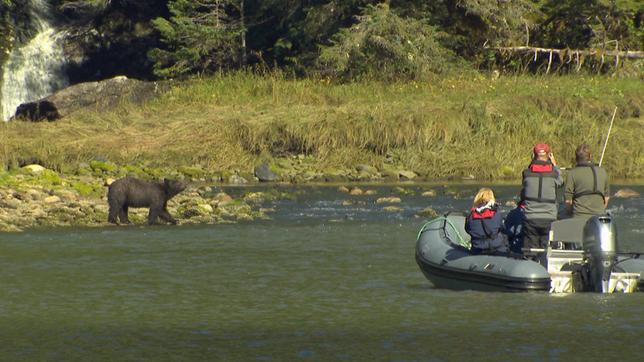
xmin=465 ymin=204 xmax=506 ymax=253
xmin=503 ymin=205 xmax=525 ymax=254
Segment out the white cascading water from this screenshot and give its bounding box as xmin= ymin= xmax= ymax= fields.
xmin=1 ymin=0 xmax=68 ymax=121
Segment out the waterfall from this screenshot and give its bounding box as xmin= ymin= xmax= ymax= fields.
xmin=1 ymin=0 xmax=68 ymax=121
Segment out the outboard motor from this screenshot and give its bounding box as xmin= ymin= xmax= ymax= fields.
xmin=582 ymin=215 xmax=617 ymax=293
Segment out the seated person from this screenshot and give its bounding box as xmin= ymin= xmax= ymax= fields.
xmin=503 ymin=202 xmax=525 ymax=255
xmin=465 ymin=188 xmax=507 ymax=255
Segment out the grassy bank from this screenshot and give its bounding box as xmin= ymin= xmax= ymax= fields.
xmin=1 ymin=72 xmax=643 ymax=181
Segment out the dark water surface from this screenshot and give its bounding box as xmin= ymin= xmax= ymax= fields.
xmin=1 ymin=184 xmax=643 ymax=361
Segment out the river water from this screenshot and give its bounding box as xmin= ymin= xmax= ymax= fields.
xmin=0 ymin=184 xmax=642 ymax=360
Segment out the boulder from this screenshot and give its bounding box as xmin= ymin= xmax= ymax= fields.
xmin=337 ymin=186 xmax=350 ymax=193
xmin=383 ymin=206 xmax=403 ymax=212
xmin=254 ymin=163 xmax=279 ymax=182
xmin=27 ymin=189 xmax=43 ymax=201
xmin=53 ymin=190 xmax=79 ymax=202
xmin=416 ymin=207 xmax=438 ymax=218
xmin=13 ymin=76 xmax=168 ymax=121
xmin=356 ymin=164 xmax=378 ymax=175
xmin=196 ymin=204 xmax=214 ymax=215
xmin=43 ymin=196 xmax=61 ymax=204
xmin=214 ymin=192 xmax=234 ymax=206
xmin=0 ymin=198 xmax=21 ymax=209
xmin=421 ymin=190 xmax=437 ymax=197
xmin=614 ymin=188 xmax=640 ymax=198
xmin=349 ymin=187 xmax=364 ymax=196
xmin=22 ymin=164 xmax=46 ymax=173
xmin=58 ymin=1 xmax=106 ymax=22
xmin=398 ymin=170 xmax=417 ymax=180
xmin=394 ymin=187 xmax=415 ymax=195
xmin=376 ymin=196 xmax=402 ymax=204
xmin=228 ymin=174 xmax=248 ymax=185
xmin=243 ymin=192 xmax=266 ymax=203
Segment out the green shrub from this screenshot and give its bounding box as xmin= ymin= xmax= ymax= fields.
xmin=39 ymin=170 xmax=62 ymax=186
xmin=72 ymin=182 xmax=102 ymax=197
xmin=89 ymin=160 xmax=117 ymax=173
xmin=178 ymin=165 xmax=205 ymax=179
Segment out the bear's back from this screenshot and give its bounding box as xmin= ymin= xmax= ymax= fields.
xmin=111 ymin=177 xmax=164 ymax=207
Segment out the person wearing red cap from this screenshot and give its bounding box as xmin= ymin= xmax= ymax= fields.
xmin=533 ymin=143 xmax=550 ymax=155
xmin=519 ymin=143 xmax=563 ymax=255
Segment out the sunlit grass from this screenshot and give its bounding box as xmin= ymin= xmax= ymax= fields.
xmin=1 ymin=71 xmax=642 ymax=180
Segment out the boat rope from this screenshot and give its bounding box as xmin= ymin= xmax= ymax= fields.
xmin=417 ymin=217 xmax=470 ymax=249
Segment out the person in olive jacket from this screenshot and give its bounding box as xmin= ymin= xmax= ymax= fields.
xmin=465 ymin=187 xmax=507 ymax=255
xmin=565 ymin=144 xmax=610 ymax=217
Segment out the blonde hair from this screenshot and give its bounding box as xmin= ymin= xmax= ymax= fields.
xmin=472 ymin=187 xmax=496 ymax=208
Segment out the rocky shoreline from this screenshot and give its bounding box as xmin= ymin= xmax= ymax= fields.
xmin=0 ymin=160 xmax=441 ymax=232
xmin=1 ymin=161 xmax=640 ymax=233
xmin=0 ymin=167 xmax=269 ymax=232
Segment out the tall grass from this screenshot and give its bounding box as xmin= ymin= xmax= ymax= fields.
xmin=1 ymin=71 xmax=642 ymax=180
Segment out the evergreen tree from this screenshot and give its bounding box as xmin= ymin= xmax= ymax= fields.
xmin=319 ymin=3 xmax=459 ymax=80
xmin=144 ymin=0 xmax=643 ymax=78
xmin=537 ymin=0 xmax=644 ymax=49
xmin=149 ymin=0 xmax=244 ymax=78
xmin=244 ymin=0 xmax=376 ymax=70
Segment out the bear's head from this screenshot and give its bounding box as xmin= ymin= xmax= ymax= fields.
xmin=164 ymin=178 xmax=187 ymax=199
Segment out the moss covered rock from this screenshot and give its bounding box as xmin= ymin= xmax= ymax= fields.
xmin=90 ymin=160 xmax=117 ymax=174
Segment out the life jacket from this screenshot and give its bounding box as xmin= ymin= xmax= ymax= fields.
xmin=573 ymin=162 xmax=606 ymax=201
xmin=521 ymin=160 xmax=558 ymax=203
xmin=470 ymin=207 xmax=496 ymax=219
xmin=468 ymin=206 xmax=497 ymax=240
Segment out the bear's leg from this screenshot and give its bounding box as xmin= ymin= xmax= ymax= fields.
xmin=107 ymin=199 xmax=120 ymax=224
xmin=119 ymin=206 xmax=131 ymax=224
xmin=148 ymin=206 xmax=162 ymax=225
xmin=159 ymin=208 xmax=177 ymax=225
xmin=108 ymin=207 xmax=119 ymax=224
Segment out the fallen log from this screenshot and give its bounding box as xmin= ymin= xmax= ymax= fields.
xmin=495 ymin=46 xmax=644 ymax=59
xmin=493 ymin=46 xmax=644 ymax=73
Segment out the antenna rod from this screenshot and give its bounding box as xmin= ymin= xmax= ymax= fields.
xmin=599 ymin=107 xmax=618 ymax=167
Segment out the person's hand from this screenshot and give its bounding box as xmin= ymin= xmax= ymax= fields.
xmin=548 ymin=152 xmax=557 ymax=166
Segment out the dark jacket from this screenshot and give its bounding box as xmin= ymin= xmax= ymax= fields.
xmin=521 ymin=160 xmax=563 ymax=220
xmin=465 ymin=204 xmax=506 ymax=254
xmin=503 ymin=204 xmax=525 ymax=254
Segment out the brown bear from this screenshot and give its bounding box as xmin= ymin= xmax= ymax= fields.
xmin=107 ymin=177 xmax=186 ymax=225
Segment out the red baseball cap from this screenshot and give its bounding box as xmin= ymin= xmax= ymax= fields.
xmin=533 ymin=143 xmax=550 ymax=155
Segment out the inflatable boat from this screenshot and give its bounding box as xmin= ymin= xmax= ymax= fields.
xmin=415 ymin=213 xmax=644 ymax=293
